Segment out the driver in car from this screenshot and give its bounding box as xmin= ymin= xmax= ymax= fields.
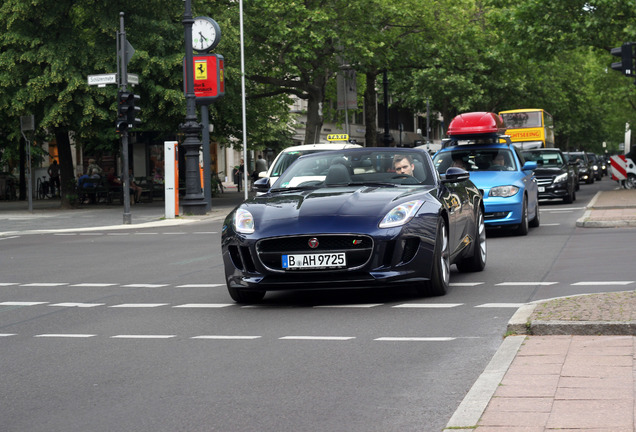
xmin=393 ymin=154 xmax=415 ymax=176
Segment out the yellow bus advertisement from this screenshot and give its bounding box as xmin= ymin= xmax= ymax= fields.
xmin=499 ymin=109 xmax=554 ymax=149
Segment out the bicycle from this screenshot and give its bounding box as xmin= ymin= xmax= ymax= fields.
xmin=36 ymin=176 xmax=55 ymax=199
xmin=211 ymin=171 xmax=224 ymax=195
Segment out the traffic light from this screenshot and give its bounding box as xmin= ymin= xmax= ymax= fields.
xmin=610 ymin=42 xmax=635 ymax=77
xmin=116 ymin=91 xmax=141 ymax=133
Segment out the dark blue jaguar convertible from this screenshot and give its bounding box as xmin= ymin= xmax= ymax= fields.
xmin=222 ymin=148 xmax=486 ymax=303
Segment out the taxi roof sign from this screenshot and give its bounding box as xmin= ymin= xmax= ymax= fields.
xmin=327 ymin=134 xmax=349 ymax=141
xmin=447 ymin=112 xmax=506 ymax=137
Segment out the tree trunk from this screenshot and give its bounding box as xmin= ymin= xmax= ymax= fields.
xmin=55 ymin=128 xmax=77 ymax=209
xmin=364 ymin=71 xmax=378 ymax=147
xmin=303 ymin=73 xmax=328 ymax=145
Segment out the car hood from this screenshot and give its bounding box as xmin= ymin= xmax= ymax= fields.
xmin=238 ymin=185 xmax=437 ymax=235
xmin=466 ymin=171 xmax=527 ymax=189
xmin=533 ymin=167 xmax=565 ymax=177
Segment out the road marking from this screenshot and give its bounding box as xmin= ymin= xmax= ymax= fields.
xmin=541 ymin=223 xmax=560 ymax=226
xmin=162 ymin=232 xmax=187 ymax=235
xmin=111 ymin=335 xmax=176 ymax=339
xmin=0 ymin=283 xmax=19 ymax=286
xmin=35 ymin=334 xmax=95 ymax=338
xmin=314 ymin=304 xmax=382 ymax=308
xmin=134 ymin=232 xmax=159 ymax=235
xmin=106 ymin=233 xmax=129 ymax=236
xmin=193 ymin=232 xmax=217 ymax=234
xmin=475 ymin=303 xmax=525 ymax=308
xmin=0 ymin=334 xmax=17 ymax=337
xmin=392 ymin=303 xmax=463 ymax=308
xmin=280 ymin=336 xmax=355 ymax=341
xmin=70 ymin=283 xmax=118 ymax=287
xmin=0 ymin=236 xmax=20 ymax=240
xmin=572 ymin=281 xmax=634 ymax=286
xmin=374 ymin=337 xmax=455 ymax=342
xmin=191 ymin=335 xmax=261 ymax=340
xmin=54 ymin=233 xmax=77 ymax=236
xmin=176 ymin=284 xmax=224 ymax=288
xmin=544 ymin=206 xmax=585 ymax=211
xmin=173 ymin=303 xmax=233 ymax=308
xmin=496 ymin=282 xmax=558 ymax=286
xmin=450 ymin=282 xmax=484 ymax=286
xmin=79 ymin=233 xmax=103 ymax=236
xmin=49 ymin=303 xmax=104 ymax=308
xmin=109 ymin=303 xmax=168 ymax=308
xmin=20 ymin=283 xmax=69 ymax=287
xmin=121 ymin=284 xmax=169 ymax=288
xmin=0 ymin=301 xmax=48 ymax=306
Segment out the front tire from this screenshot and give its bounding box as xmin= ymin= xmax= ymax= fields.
xmin=228 ymin=286 xmax=266 ymax=304
xmin=416 ymin=218 xmax=450 ymax=297
xmin=457 ymin=205 xmax=486 ymax=273
xmin=513 ymin=197 xmax=529 ymax=236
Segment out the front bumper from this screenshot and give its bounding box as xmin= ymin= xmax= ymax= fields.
xmin=482 ymin=197 xmax=524 ymax=227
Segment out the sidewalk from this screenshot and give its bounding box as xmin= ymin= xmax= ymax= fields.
xmin=0 ymin=183 xmax=248 ymax=235
xmin=576 ymin=188 xmax=636 ymax=227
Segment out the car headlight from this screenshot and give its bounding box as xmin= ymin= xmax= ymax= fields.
xmin=489 ymin=185 xmax=519 ymax=197
xmin=592 ymin=165 xmax=598 ymax=170
xmin=553 ymin=173 xmax=568 ymax=183
xmin=234 ymin=208 xmax=255 ymax=234
xmin=379 ymin=200 xmax=424 ymax=228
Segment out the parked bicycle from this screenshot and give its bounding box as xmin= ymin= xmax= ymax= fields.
xmin=36 ymin=175 xmax=55 ymax=199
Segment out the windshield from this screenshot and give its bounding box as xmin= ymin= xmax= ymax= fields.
xmin=270 ymin=150 xmax=324 ymax=177
xmin=433 ymin=148 xmax=517 ymax=173
xmin=272 ymin=150 xmax=434 ymax=190
xmin=501 ymin=112 xmax=542 ymax=128
xmin=522 ymin=150 xmax=564 ymax=168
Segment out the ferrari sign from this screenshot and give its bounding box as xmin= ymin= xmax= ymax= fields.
xmin=184 ymin=54 xmax=225 ymax=105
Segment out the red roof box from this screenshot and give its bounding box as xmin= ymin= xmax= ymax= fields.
xmin=447 ymin=112 xmax=506 ymax=136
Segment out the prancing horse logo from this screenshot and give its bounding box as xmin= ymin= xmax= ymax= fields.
xmin=308 ymin=238 xmax=319 ymax=249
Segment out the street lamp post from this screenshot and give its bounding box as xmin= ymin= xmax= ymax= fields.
xmin=180 ymin=0 xmax=207 ymax=215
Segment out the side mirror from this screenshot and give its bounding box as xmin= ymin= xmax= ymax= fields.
xmin=522 ymin=161 xmax=538 ymax=171
xmin=442 ymin=167 xmax=470 ymax=183
xmin=253 ymin=177 xmax=270 ymax=194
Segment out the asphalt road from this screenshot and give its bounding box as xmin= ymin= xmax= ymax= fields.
xmin=1 ymin=176 xmax=634 ymax=432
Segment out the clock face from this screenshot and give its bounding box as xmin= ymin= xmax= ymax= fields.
xmin=192 ymin=17 xmax=220 ymax=52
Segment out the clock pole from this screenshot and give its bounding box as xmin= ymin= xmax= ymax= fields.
xmin=180 ymin=0 xmax=207 ymax=215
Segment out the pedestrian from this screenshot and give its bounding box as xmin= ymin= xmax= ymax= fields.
xmin=86 ymin=158 xmax=102 ymax=177
xmin=47 ymin=159 xmax=60 ymax=197
xmin=234 ymin=159 xmax=245 ymax=193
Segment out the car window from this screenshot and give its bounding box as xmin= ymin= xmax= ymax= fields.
xmin=522 ymin=151 xmax=564 ymax=167
xmin=273 ymin=150 xmax=433 ymax=189
xmin=433 ymin=148 xmax=517 ymax=173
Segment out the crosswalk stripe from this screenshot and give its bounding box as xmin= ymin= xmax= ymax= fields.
xmin=191 ymin=335 xmax=261 ymax=340
xmin=109 ymin=303 xmax=168 ymax=308
xmin=280 ymin=336 xmax=355 ymax=341
xmin=393 ymin=303 xmax=463 ymax=308
xmin=173 ymin=303 xmax=232 ymax=308
xmin=314 ymin=304 xmax=381 ymax=308
xmin=49 ymin=303 xmax=104 ymax=308
xmin=496 ymin=282 xmax=558 ymax=286
xmin=111 ymin=335 xmax=176 ymax=339
xmin=121 ymin=284 xmax=169 ymax=288
xmin=0 ymin=301 xmax=48 ymax=306
xmin=35 ymin=334 xmax=95 ymax=338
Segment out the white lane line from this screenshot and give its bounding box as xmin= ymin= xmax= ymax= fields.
xmin=280 ymin=336 xmax=355 ymax=341
xmin=173 ymin=303 xmax=233 ymax=308
xmin=0 ymin=301 xmax=48 ymax=306
xmin=313 ymin=304 xmax=382 ymax=308
xmin=193 ymin=232 xmax=218 ymax=234
xmin=20 ymin=283 xmax=69 ymax=287
xmin=48 ymin=303 xmax=105 ymax=308
xmin=79 ymin=233 xmax=103 ymax=236
xmin=475 ymin=303 xmax=526 ymax=308
xmin=572 ymin=281 xmax=634 ymax=286
xmin=393 ymin=303 xmax=463 ymax=308
xmin=70 ymin=283 xmax=118 ymax=287
xmin=176 ymin=284 xmax=224 ymax=288
xmin=121 ymin=284 xmax=169 ymax=288
xmin=191 ymin=335 xmax=261 ymax=340
xmin=109 ymin=303 xmax=168 ymax=308
xmin=35 ymin=334 xmax=96 ymax=338
xmin=0 ymin=334 xmax=17 ymax=337
xmin=544 ymin=206 xmax=585 ymax=211
xmin=162 ymin=232 xmax=187 ymax=235
xmin=54 ymin=233 xmax=77 ymax=236
xmin=111 ymin=335 xmax=176 ymax=339
xmin=0 ymin=236 xmax=20 ymax=240
xmin=106 ymin=233 xmax=130 ymax=236
xmin=450 ymin=282 xmax=484 ymax=286
xmin=496 ymin=282 xmax=558 ymax=286
xmin=134 ymin=232 xmax=159 ymax=235
xmin=375 ymin=337 xmax=456 ymax=342
xmin=0 ymin=283 xmax=19 ymax=286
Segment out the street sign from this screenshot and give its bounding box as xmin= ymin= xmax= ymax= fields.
xmin=88 ymin=73 xmax=117 ymax=86
xmin=127 ymin=73 xmax=139 ymax=85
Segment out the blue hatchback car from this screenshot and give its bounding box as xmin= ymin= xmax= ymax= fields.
xmin=433 ymin=141 xmax=539 ymax=235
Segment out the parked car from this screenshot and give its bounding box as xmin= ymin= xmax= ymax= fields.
xmin=586 ymin=152 xmax=603 ymax=181
xmin=223 ymin=147 xmax=486 ymax=303
xmin=521 ymin=148 xmax=576 ymax=204
xmin=564 ymin=151 xmax=594 ymax=184
xmin=258 ymin=142 xmax=362 ymax=189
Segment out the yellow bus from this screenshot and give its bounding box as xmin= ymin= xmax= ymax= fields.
xmin=499 ymin=108 xmax=555 ymax=149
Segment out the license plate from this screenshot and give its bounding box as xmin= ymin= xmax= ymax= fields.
xmin=282 ymin=252 xmax=346 ymax=270
xmin=538 ymin=186 xmax=545 ymax=192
